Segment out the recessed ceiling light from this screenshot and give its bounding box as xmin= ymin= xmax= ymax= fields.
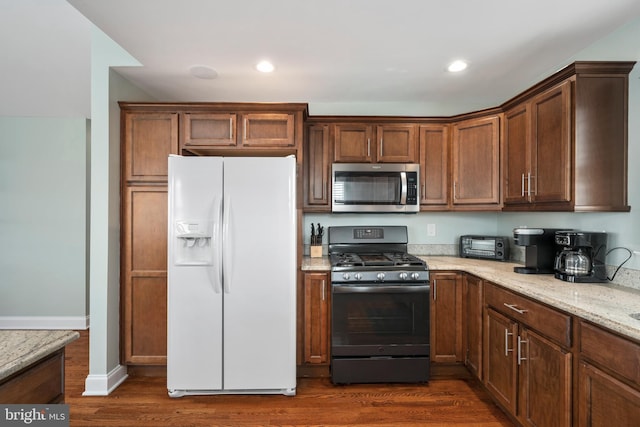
xmin=448 ymin=60 xmax=468 ymax=73
xmin=256 ymin=60 xmax=275 ymax=73
xmin=189 ymin=65 xmax=218 ymax=79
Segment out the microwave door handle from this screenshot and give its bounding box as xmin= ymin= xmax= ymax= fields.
xmin=400 ymin=172 xmax=407 ymax=204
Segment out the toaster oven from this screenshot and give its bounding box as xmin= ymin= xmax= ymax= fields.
xmin=459 ymin=235 xmax=509 ymax=261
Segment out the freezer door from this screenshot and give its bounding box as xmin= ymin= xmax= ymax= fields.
xmin=167 ymin=155 xmax=224 ymax=391
xmin=222 ymin=156 xmax=297 ymax=391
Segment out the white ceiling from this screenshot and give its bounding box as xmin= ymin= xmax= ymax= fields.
xmin=3 ymin=0 xmax=640 ymax=118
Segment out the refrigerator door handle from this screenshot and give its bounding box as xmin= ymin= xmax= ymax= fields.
xmin=222 ymin=195 xmax=233 ymax=293
xmin=210 ymin=195 xmax=223 ymax=294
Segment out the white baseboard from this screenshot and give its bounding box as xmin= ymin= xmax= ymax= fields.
xmin=0 ymin=315 xmax=90 ymax=330
xmin=83 ymin=364 xmax=129 ymax=396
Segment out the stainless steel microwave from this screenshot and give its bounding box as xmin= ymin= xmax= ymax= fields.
xmin=331 ymin=163 xmax=419 ymax=213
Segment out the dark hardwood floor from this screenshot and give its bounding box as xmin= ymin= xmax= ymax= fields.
xmin=65 ymin=331 xmax=515 ymax=426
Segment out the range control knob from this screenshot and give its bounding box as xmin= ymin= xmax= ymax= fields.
xmin=342 ymin=273 xmax=351 ymax=281
xmin=411 ymin=272 xmax=421 ymax=280
xmin=354 ymin=273 xmax=363 ymax=281
xmin=376 ymin=272 xmax=386 ymax=281
xmin=399 ymin=272 xmax=408 ymax=280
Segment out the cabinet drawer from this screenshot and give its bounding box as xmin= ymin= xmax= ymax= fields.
xmin=580 ymin=321 xmax=640 ymax=385
xmin=485 ymin=284 xmax=571 ymax=347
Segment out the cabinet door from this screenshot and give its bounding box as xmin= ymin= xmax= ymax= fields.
xmin=241 ymin=113 xmax=295 ymax=147
xmin=419 ymin=125 xmax=449 ymax=208
xmin=333 ymin=124 xmax=374 ymax=162
xmin=503 ymin=104 xmax=530 ymax=204
xmin=578 ymin=362 xmax=640 ymax=427
xmin=430 ymin=272 xmax=463 ymax=363
xmin=531 ymin=81 xmax=572 ymax=204
xmin=182 ymin=113 xmax=236 ymax=147
xmin=122 ymin=186 xmax=168 ymax=365
xmin=484 ymin=308 xmax=518 ymax=414
xmin=463 ymin=275 xmax=483 ymax=379
xmin=303 ymin=273 xmax=330 ymax=365
xmin=518 ymin=328 xmax=572 ymax=427
xmin=304 ymin=125 xmax=331 ymax=209
xmin=451 ymin=115 xmax=501 ymax=206
xmin=123 ymin=112 xmax=178 ymax=183
xmin=376 ymin=124 xmax=418 ymax=163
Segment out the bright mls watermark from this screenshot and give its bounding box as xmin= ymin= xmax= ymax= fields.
xmin=0 ymin=405 xmax=69 ymax=426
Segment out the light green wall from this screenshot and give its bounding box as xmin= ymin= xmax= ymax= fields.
xmin=0 ymin=117 xmax=89 ymax=325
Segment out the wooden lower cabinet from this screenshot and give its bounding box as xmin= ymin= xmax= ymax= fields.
xmin=484 ymin=307 xmax=518 ymax=413
xmin=518 ymin=328 xmax=572 ymax=427
xmin=578 ymin=320 xmax=640 ymax=426
xmin=463 ymin=275 xmax=483 ymax=379
xmin=299 ymin=272 xmax=331 ymax=376
xmin=578 ymin=362 xmax=640 ymax=427
xmin=0 ymin=350 xmax=65 ymax=404
xmin=430 ymin=272 xmax=463 ymax=363
xmin=484 ymin=282 xmax=572 ymax=427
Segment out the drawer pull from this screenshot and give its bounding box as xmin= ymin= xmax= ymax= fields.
xmin=504 ymin=303 xmax=528 ymax=314
xmin=517 ymin=336 xmax=528 ymax=365
xmin=504 ymin=329 xmax=514 ymax=356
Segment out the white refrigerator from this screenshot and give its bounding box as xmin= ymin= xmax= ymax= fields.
xmin=167 ymin=155 xmax=297 ymax=397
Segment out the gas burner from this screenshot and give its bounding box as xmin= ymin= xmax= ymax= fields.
xmin=384 ymin=252 xmax=426 ymax=267
xmin=330 ymin=253 xmax=364 ymax=267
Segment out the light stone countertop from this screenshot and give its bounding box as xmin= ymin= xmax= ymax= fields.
xmin=0 ymin=330 xmax=80 ymax=381
xmin=301 ymin=255 xmax=640 ymax=343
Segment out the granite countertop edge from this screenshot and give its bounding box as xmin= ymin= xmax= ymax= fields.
xmin=301 ymin=255 xmax=640 ymax=343
xmin=0 ymin=330 xmax=80 ymax=381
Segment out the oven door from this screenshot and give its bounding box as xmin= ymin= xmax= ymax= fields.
xmin=331 ymin=283 xmax=430 ymax=357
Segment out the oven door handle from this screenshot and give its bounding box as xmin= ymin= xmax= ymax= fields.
xmin=332 ymin=284 xmax=430 ymax=293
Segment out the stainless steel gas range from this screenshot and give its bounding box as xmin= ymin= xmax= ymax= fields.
xmin=328 ymin=225 xmax=430 ymax=384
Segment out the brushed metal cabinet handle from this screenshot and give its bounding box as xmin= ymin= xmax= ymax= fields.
xmin=505 ymin=329 xmax=514 ymax=356
xmin=517 ymin=336 xmax=528 ymax=365
xmin=504 ymin=303 xmax=528 ymax=314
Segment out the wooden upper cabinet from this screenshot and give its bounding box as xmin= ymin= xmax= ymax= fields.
xmin=122 ymin=111 xmax=178 ymax=183
xmin=502 ymin=62 xmax=634 ymax=211
xmin=419 ymin=124 xmax=449 ymax=208
xmin=333 ymin=123 xmax=418 ymax=163
xmin=333 ymin=123 xmax=374 ymax=162
xmin=531 ymin=81 xmax=572 ymax=204
xmin=451 ymin=115 xmax=501 ymax=208
xmin=503 ymin=104 xmax=530 ymax=204
xmin=183 ymin=113 xmax=236 ymax=147
xmin=376 ymin=124 xmax=418 ymax=162
xmin=304 ymin=124 xmax=331 ymax=210
xmin=241 ymin=113 xmax=295 ymax=147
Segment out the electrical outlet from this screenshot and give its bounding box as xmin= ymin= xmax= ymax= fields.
xmin=427 ymin=224 xmax=436 ymax=237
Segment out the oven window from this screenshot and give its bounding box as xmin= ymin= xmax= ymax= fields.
xmin=333 ymin=172 xmax=401 ymax=205
xmin=332 ymin=288 xmax=429 ymax=346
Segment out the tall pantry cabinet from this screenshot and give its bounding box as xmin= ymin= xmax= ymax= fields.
xmin=121 ymin=109 xmax=178 ymax=367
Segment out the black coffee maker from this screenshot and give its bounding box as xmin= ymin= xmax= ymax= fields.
xmin=513 ymin=228 xmax=564 ymax=274
xmin=554 ymin=231 xmax=608 ymax=283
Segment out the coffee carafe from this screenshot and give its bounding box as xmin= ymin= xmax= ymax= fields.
xmin=554 ymin=231 xmax=607 ymax=283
